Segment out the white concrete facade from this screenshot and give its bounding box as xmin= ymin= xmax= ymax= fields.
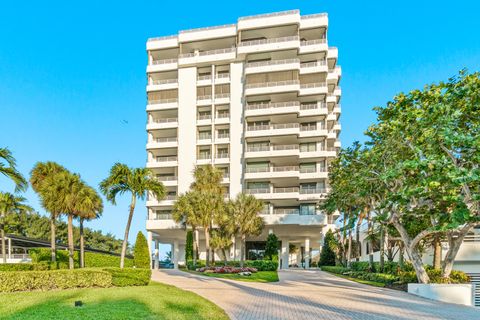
xmin=145 ymin=10 xmax=341 ymax=268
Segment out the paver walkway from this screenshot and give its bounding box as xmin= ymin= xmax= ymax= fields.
xmin=152 ymin=269 xmax=479 ymax=320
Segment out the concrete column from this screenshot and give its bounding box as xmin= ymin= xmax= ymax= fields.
xmin=147 ymin=231 xmax=153 ymax=269
xmin=8 ymin=237 xmax=12 ymax=259
xmin=305 ymin=238 xmax=310 ymax=268
xmin=281 ymin=239 xmax=289 ymax=269
xmin=173 ymin=239 xmax=179 ymax=269
xmin=154 ymin=240 xmax=159 ymax=269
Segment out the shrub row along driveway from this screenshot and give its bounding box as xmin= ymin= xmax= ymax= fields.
xmin=152 ymin=269 xmax=479 ymax=320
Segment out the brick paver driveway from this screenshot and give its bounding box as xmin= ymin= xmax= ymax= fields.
xmin=152 ymin=269 xmax=479 ymax=320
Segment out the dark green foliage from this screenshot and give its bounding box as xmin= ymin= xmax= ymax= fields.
xmin=399 ymin=268 xmax=470 ymax=284
xmin=133 ymin=231 xmax=150 ymax=268
xmin=29 ymin=248 xmax=134 ymax=268
xmin=348 ymin=271 xmax=398 ymax=285
xmin=102 ymin=268 xmax=151 ymax=287
xmin=350 ymin=261 xmax=414 ymax=275
xmin=264 ymin=233 xmax=279 ymax=261
xmin=321 ymin=266 xmax=349 ymax=274
xmin=185 ymin=230 xmax=194 ymax=261
xmin=5 ymin=211 xmax=124 ymax=253
xmin=0 ymin=269 xmax=112 ymax=292
xmin=186 ymin=260 xmax=278 ymax=271
xmin=319 ymin=230 xmax=337 ymax=266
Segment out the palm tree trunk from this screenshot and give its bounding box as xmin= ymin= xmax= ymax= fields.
xmin=222 ymin=248 xmax=227 ymax=266
xmin=355 ymin=222 xmax=360 ymax=262
xmin=67 ymin=214 xmax=74 ymax=269
xmin=50 ymin=213 xmax=56 ymax=263
xmin=80 ymin=218 xmax=85 ymax=268
xmin=347 ymin=228 xmax=352 ymax=268
xmin=240 ymin=234 xmax=246 ymax=267
xmin=204 ymin=228 xmax=210 ymax=267
xmin=192 ymin=227 xmax=197 ymax=268
xmin=367 ymin=211 xmax=374 ymax=271
xmin=120 ymin=194 xmax=136 ymax=269
xmin=1 ymin=212 xmax=6 ymax=263
xmin=379 ymin=224 xmax=385 ymax=273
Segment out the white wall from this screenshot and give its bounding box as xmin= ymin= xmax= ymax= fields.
xmin=229 ymin=62 xmax=244 ymax=198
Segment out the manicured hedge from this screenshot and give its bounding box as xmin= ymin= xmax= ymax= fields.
xmin=186 ymin=260 xmax=278 ymax=271
xmin=0 ymin=263 xmax=34 ymax=272
xmin=0 ymin=269 xmax=112 ymax=293
xmin=29 ymin=248 xmax=134 ymax=269
xmin=321 ymin=266 xmax=349 ymax=274
xmin=103 ymin=268 xmax=151 ymax=287
xmin=349 ymin=261 xmax=414 ymax=274
xmin=399 ymin=268 xmax=470 ymax=284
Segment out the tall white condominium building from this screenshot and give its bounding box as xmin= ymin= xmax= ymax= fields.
xmin=145 ymin=10 xmax=341 ymax=269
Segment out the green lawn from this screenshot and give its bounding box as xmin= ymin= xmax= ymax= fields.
xmin=324 ymin=271 xmax=386 ymax=287
xmin=185 ymin=270 xmax=279 ymax=283
xmin=0 ymin=282 xmax=228 ymax=320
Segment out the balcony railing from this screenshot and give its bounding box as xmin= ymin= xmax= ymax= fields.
xmin=239 ymin=36 xmax=299 ymax=47
xmin=300 ymin=82 xmax=327 ymax=89
xmin=300 ymin=167 xmax=317 ymax=173
xmin=301 ymin=13 xmax=328 ymax=19
xmin=245 ymin=188 xmax=270 ymax=194
xmin=247 ymin=123 xmax=299 ymax=131
xmin=300 ymin=102 xmax=327 ymax=110
xmin=217 ymin=133 xmax=230 ymax=139
xmin=155 ymin=156 xmax=178 ymax=162
xmin=246 ymin=101 xmax=299 ymax=110
xmin=150 ymin=79 xmax=178 ymax=85
xmin=216 ymin=73 xmax=230 ymax=79
xmin=179 ymin=23 xmax=236 ymax=34
xmin=216 ymin=153 xmax=230 ymax=159
xmin=274 ymin=187 xmax=299 ymax=193
xmin=197 ymin=114 xmax=212 ymax=120
xmin=245 ymin=167 xmax=269 ymax=173
xmin=274 ymin=208 xmax=299 ymax=215
xmin=153 ymin=137 xmax=177 ymax=143
xmin=300 ymin=188 xmax=326 ymax=194
xmin=197 ymin=75 xmax=212 ymax=81
xmin=239 ymin=10 xmax=298 ymax=21
xmin=300 ymin=125 xmax=318 ymax=131
xmin=198 ymin=153 xmax=211 ymax=160
xmin=246 ymin=58 xmax=299 ymax=68
xmin=153 ymin=213 xmax=173 ymax=220
xmin=157 ymin=176 xmax=177 ymax=181
xmin=151 ymin=58 xmax=178 ymax=65
xmin=165 ymin=195 xmax=177 ymax=200
xmin=151 ymin=117 xmax=178 ymax=124
xmin=272 ymin=165 xmax=299 ymax=172
xmin=273 ymin=144 xmax=299 ymax=151
xmin=180 ymin=47 xmax=235 ymax=58
xmin=246 ymin=146 xmax=270 ymax=152
xmin=215 ymin=93 xmax=230 ymax=99
xmin=148 ymin=98 xmax=178 ymax=105
xmin=148 ymin=35 xmax=177 ymax=42
xmin=197 ymin=95 xmax=212 ymax=101
xmin=217 ymin=113 xmax=230 ymax=119
xmin=300 ymin=39 xmax=326 ymax=46
xmin=300 ymin=60 xmax=327 ymax=68
xmin=246 ymin=144 xmax=300 ymax=152
xmin=245 ymin=79 xmax=299 ymax=89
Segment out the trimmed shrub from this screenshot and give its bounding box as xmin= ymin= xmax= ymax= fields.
xmin=319 ymin=230 xmax=337 ymax=266
xmin=0 ymin=263 xmax=34 ymax=272
xmin=187 ymin=260 xmax=278 ymax=271
xmin=102 ymin=268 xmax=151 ymax=287
xmin=321 ymin=266 xmax=349 ymax=274
xmin=133 ymin=232 xmax=150 ymax=268
xmin=264 ymin=233 xmax=279 ymax=261
xmin=348 ymin=271 xmax=399 ymax=285
xmin=399 ymin=268 xmax=470 ymax=284
xmin=0 ymin=269 xmax=112 ymax=293
xmin=185 ymin=231 xmax=194 ymax=261
xmin=29 ymin=248 xmax=134 ymax=268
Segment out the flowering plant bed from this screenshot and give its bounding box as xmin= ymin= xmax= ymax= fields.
xmin=196 ymin=266 xmax=258 ymax=274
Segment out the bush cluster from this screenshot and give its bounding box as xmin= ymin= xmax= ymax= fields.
xmin=399 ymin=268 xmax=470 ymax=284
xmin=321 ymin=266 xmax=349 ymax=274
xmin=29 ymin=248 xmax=134 ymax=269
xmin=0 ymin=263 xmax=35 ymax=272
xmin=0 ymin=267 xmax=151 ymax=292
xmin=349 ymin=261 xmax=414 ymax=275
xmin=186 ymin=260 xmax=278 ymax=271
xmin=197 ymin=266 xmax=257 ymax=274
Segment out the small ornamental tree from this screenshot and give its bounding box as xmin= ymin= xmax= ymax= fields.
xmin=133 ymin=231 xmax=150 ymax=268
xmin=319 ymin=230 xmax=337 ymax=266
xmin=185 ymin=230 xmax=194 ymax=261
xmin=264 ymin=233 xmax=279 ymax=261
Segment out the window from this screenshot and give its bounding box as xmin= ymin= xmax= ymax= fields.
xmin=246 ymin=162 xmax=269 ymax=172
xmin=300 ymin=204 xmax=316 ymax=215
xmin=300 ymin=163 xmax=316 ymax=173
xmin=300 ymin=143 xmax=316 ymax=152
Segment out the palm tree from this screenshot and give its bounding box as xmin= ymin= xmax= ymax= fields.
xmin=0 ymin=147 xmax=27 ymax=192
xmin=0 ymin=192 xmax=32 ymax=262
xmin=230 ymin=193 xmax=264 ymax=267
xmin=76 ymin=185 xmax=103 ymax=268
xmin=42 ymin=170 xmax=84 ymax=269
xmin=172 ymin=191 xmax=200 ymax=267
xmin=30 ymin=162 xmax=67 ymax=262
xmin=100 ymin=163 xmax=165 ymax=268
xmin=190 ymin=165 xmax=224 ymax=266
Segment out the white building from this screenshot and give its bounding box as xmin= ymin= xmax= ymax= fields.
xmin=145 ymin=10 xmax=341 ymax=269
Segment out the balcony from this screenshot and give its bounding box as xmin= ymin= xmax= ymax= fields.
xmin=216 ymin=133 xmax=230 ymax=141
xmin=245 ymin=79 xmax=300 ymax=96
xmin=215 ymin=153 xmax=230 ymax=164
xmin=146 ymin=79 xmax=178 ymax=92
xmin=147 ymin=58 xmax=178 ymax=72
xmin=238 ymin=36 xmax=300 ymax=55
xmin=300 ymin=167 xmax=328 ymax=179
xmin=146 ymin=156 xmax=178 ymax=168
xmin=300 ymin=13 xmax=328 ymax=29
xmin=299 ymin=102 xmax=328 ymax=117
xmin=156 ymin=175 xmax=178 ymax=186
xmin=245 ymin=144 xmax=299 ymax=158
xmin=245 ymin=123 xmax=299 ymax=138
xmin=197 ymin=94 xmax=212 ymax=106
xmin=300 ymin=147 xmax=336 ymax=159
xmin=178 ymin=24 xmax=236 ymax=42
xmin=147 ymin=35 xmax=178 ymax=50
xmin=245 ymin=58 xmax=300 ymax=75
xmin=146 ymin=117 xmax=178 ymax=130
xmin=214 ymin=93 xmax=230 ymax=103
xmin=299 ymin=39 xmax=328 ymax=54
xmin=146 ymin=137 xmax=178 ymax=149
xmin=238 ymin=10 xmax=300 ymax=30
xmin=299 ymin=188 xmax=327 ymax=201
xmin=299 ymin=124 xmax=327 ymax=138
xmin=197 ymin=114 xmax=212 ymax=125
xmin=300 ymin=60 xmax=328 ymax=74
xmin=215 ymin=73 xmax=230 ymax=84
xmin=299 ymin=82 xmax=328 ymax=96
xmin=179 ymin=47 xmax=236 ymax=66
xmin=245 ymin=101 xmax=299 ymax=117
xmin=147 ymin=98 xmax=178 ymax=111
xmin=245 ymin=166 xmax=299 ymax=179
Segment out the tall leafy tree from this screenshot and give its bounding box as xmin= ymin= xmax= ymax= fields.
xmin=230 ymin=193 xmax=264 ymax=267
xmin=264 ymin=233 xmax=279 ymax=261
xmin=30 ymin=162 xmax=67 ymax=262
xmin=100 ymin=163 xmax=165 ymax=268
xmin=76 ymin=185 xmax=103 ymax=268
xmin=0 ymin=147 xmax=27 ymax=192
xmin=319 ymin=230 xmax=337 ymax=266
xmin=0 ymin=192 xmax=32 ymax=262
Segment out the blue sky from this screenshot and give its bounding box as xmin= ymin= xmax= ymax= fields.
xmin=1 ymin=1 xmax=479 ymax=255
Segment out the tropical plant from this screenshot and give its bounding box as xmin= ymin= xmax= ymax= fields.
xmin=30 ymin=162 xmax=67 ymax=262
xmin=185 ymin=231 xmax=194 ymax=262
xmin=264 ymin=233 xmax=279 ymax=261
xmin=100 ymin=163 xmax=165 ymax=268
xmin=319 ymin=230 xmax=337 ymax=266
xmin=0 ymin=192 xmax=32 ymax=262
xmin=133 ymin=231 xmax=150 ymax=268
xmin=0 ymin=148 xmax=27 ymax=192
xmin=230 ymin=193 xmax=264 ymax=267
xmin=75 ymin=185 xmax=103 ymax=268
